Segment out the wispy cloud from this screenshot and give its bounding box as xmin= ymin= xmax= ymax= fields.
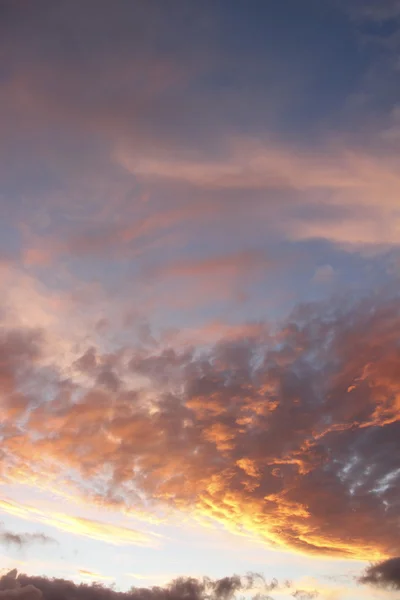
xmin=78 ymin=570 xmax=114 ymax=582
xmin=0 ymin=500 xmax=155 ymax=547
xmin=0 ymin=527 xmax=56 ymax=550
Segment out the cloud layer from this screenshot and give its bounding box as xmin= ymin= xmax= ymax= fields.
xmin=0 ymin=290 xmax=399 ymax=559
xmin=4 ymin=568 xmax=352 ymax=600
xmin=1 ymin=0 xmax=400 ymax=587
xmin=0 ymin=571 xmax=282 ymax=600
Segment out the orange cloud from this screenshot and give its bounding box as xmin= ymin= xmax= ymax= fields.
xmin=1 ymin=294 xmax=400 ymax=560
xmin=0 ymin=499 xmax=155 ymax=547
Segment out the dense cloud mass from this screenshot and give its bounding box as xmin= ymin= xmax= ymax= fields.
xmin=359 ymin=557 xmax=400 ymax=589
xmin=0 ymin=567 xmax=386 ymax=600
xmin=0 ymin=571 xmax=286 ymax=600
xmin=0 ymin=292 xmax=399 ymax=559
xmin=0 ymin=570 xmax=42 ymax=600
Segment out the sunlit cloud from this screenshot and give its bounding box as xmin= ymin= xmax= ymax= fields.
xmin=0 ymin=499 xmax=155 ymax=547
xmin=1 ymin=291 xmax=400 ymax=560
xmin=1 ymin=0 xmax=400 ymax=595
xmin=78 ymin=570 xmax=114 ymax=582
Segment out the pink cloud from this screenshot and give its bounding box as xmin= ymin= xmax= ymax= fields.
xmin=0 ymin=292 xmax=399 ymax=560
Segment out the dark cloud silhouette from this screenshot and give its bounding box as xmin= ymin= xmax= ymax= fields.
xmin=359 ymin=556 xmax=400 ymax=590
xmin=0 ymin=570 xmax=42 ymax=600
xmin=0 ymin=571 xmax=286 ymax=600
xmin=0 ymin=528 xmax=56 ymax=549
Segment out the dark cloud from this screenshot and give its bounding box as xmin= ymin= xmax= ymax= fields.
xmin=0 ymin=526 xmax=56 ymax=549
xmin=0 ymin=570 xmax=42 ymax=600
xmin=359 ymin=556 xmax=400 ymax=589
xmin=0 ymin=571 xmax=283 ymax=600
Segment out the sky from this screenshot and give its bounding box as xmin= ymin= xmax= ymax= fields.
xmin=1 ymin=1 xmax=400 ymax=599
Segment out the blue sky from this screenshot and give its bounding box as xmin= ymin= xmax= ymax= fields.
xmin=1 ymin=1 xmax=400 ymax=599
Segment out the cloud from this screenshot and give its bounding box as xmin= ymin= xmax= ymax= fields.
xmin=40 ymin=514 xmax=155 ymax=547
xmin=359 ymin=556 xmax=400 ymax=589
xmin=292 ymin=592 xmax=319 ymax=600
xmin=0 ymin=0 xmax=399 ymax=578
xmin=0 ymin=571 xmax=41 ymax=600
xmin=14 ymin=135 xmax=400 ymax=261
xmin=0 ymin=569 xmax=373 ymax=600
xmin=78 ymin=570 xmax=114 ymax=582
xmin=148 ymin=251 xmax=269 ymax=280
xmin=1 ymin=291 xmax=400 ymax=559
xmin=117 ymin=142 xmax=360 ymax=191
xmin=0 ymin=500 xmax=154 ymax=547
xmin=141 ymin=251 xmax=276 ymax=313
xmin=19 ymin=199 xmax=220 ymax=267
xmin=164 ymin=321 xmax=268 ymax=348
xmin=2 ymin=0 xmax=359 ymax=173
xmin=1 ymin=0 xmax=400 ymax=265
xmin=116 ymin=139 xmax=400 ymax=248
xmin=312 ymin=265 xmax=335 ymax=285
xmin=0 ymin=527 xmax=56 ymax=549
xmin=0 ymin=571 xmax=284 ymax=600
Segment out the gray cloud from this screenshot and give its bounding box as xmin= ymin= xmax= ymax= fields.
xmin=0 ymin=571 xmax=286 ymax=600
xmin=359 ymin=556 xmax=400 ymax=590
xmin=0 ymin=526 xmax=56 ymax=549
xmin=0 ymin=571 xmax=42 ymax=600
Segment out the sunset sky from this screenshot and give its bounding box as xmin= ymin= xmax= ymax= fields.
xmin=1 ymin=1 xmax=400 ymax=599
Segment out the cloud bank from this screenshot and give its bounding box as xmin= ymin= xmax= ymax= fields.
xmin=0 ymin=571 xmax=284 ymax=600
xmin=0 ymin=566 xmax=389 ymax=600
xmin=0 ymin=290 xmax=399 ymax=559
